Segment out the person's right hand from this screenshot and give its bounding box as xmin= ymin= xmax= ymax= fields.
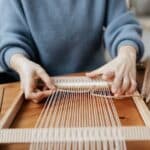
xmin=10 ymin=54 xmax=56 ymax=103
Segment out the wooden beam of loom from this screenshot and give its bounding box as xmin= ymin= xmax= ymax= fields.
xmin=0 ymin=127 xmax=150 ymax=144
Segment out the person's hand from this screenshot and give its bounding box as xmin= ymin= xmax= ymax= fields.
xmin=86 ymin=46 xmax=137 ymax=96
xmin=10 ymin=54 xmax=56 ymax=103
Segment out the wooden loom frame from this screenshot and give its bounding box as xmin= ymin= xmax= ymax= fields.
xmin=0 ymin=76 xmax=150 ymax=149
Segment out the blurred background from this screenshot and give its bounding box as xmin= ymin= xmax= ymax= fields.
xmin=103 ymin=0 xmax=150 ymax=62
xmin=129 ymin=0 xmax=150 ymax=61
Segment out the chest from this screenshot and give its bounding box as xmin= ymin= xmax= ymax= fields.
xmin=22 ymin=0 xmax=106 ymax=44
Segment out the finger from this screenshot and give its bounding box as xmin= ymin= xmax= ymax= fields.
xmin=111 ymin=73 xmax=123 ymax=95
xmin=126 ymin=78 xmax=137 ymax=94
xmin=20 ymin=79 xmax=24 ymax=91
xmin=37 ymin=68 xmax=56 ymax=90
xmin=32 ymin=99 xmax=40 ymax=104
xmin=24 ymin=77 xmax=36 ymax=99
xmin=146 ymin=95 xmax=150 ymax=103
xmin=102 ymin=71 xmax=115 ymax=81
xmin=86 ymin=71 xmax=102 ymax=78
xmin=43 ymin=86 xmax=49 ymax=91
xmin=111 ymin=64 xmax=126 ymax=95
xmin=119 ymin=76 xmax=130 ymax=95
xmin=27 ymin=90 xmax=55 ymax=102
xmin=85 ymin=65 xmax=111 ymax=78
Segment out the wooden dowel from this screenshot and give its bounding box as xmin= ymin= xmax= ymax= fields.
xmin=91 ymin=93 xmax=144 ymax=100
xmin=0 ymin=90 xmax=24 ymax=129
xmin=133 ymin=91 xmax=150 ymax=127
xmin=0 ymin=87 xmax=4 ymax=113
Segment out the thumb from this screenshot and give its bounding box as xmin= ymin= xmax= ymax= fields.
xmin=86 ymin=67 xmax=106 ymax=78
xmin=101 ymin=71 xmax=115 ymax=81
xmin=37 ymin=68 xmax=56 ymax=90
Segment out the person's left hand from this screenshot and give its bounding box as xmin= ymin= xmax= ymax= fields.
xmin=86 ymin=46 xmax=137 ymax=96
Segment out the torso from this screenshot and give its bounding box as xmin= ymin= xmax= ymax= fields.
xmin=20 ymin=0 xmax=107 ymax=75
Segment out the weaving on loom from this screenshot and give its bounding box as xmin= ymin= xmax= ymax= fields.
xmin=0 ymin=75 xmax=150 ymax=150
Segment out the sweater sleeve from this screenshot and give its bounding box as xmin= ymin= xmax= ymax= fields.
xmin=0 ymin=0 xmax=36 ymax=71
xmin=104 ymin=0 xmax=144 ymax=61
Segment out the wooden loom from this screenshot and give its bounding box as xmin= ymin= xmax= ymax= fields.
xmin=0 ymin=74 xmax=150 ymax=150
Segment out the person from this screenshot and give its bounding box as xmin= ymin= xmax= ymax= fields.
xmin=0 ymin=0 xmax=144 ymax=103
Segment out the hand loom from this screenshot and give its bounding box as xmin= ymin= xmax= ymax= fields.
xmin=0 ymin=74 xmax=150 ymax=150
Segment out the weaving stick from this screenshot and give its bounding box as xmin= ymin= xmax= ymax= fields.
xmin=0 ymin=90 xmax=24 ymax=129
xmin=91 ymin=92 xmax=144 ymax=99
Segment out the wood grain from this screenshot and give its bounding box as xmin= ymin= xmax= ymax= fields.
xmin=0 ymin=87 xmax=4 ymax=113
xmin=0 ymin=90 xmax=24 ymax=129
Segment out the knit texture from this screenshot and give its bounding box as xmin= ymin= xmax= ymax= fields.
xmin=0 ymin=0 xmax=144 ymax=75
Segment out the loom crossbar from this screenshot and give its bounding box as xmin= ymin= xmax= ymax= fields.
xmin=0 ymin=127 xmax=150 ymax=144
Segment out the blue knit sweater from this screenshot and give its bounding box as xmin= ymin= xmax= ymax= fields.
xmin=0 ymin=0 xmax=144 ymax=75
